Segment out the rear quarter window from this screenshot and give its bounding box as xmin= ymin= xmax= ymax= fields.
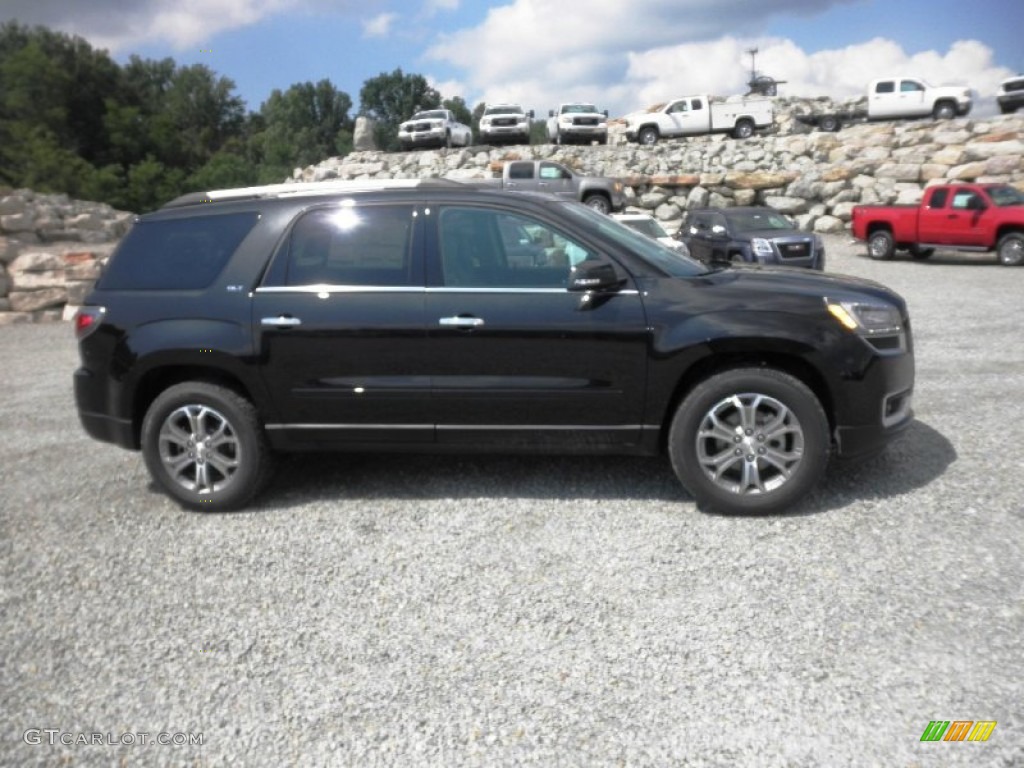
xmin=97 ymin=211 xmax=259 ymax=291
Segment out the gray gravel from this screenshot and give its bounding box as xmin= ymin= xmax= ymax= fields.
xmin=2 ymin=234 xmax=1023 ymax=767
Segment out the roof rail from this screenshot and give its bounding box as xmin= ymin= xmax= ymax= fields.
xmin=162 ymin=177 xmax=467 ymax=209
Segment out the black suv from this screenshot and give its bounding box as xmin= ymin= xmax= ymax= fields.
xmin=677 ymin=207 xmax=826 ymax=270
xmin=74 ymin=181 xmax=913 ymax=514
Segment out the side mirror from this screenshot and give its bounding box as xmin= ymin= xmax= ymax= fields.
xmin=528 ymin=110 xmax=535 ymax=119
xmin=548 ymin=109 xmax=555 ymax=118
xmin=603 ymin=110 xmax=609 ymax=118
xmin=567 ymin=260 xmax=623 ymax=292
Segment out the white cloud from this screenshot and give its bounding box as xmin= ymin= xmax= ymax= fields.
xmin=362 ymin=12 xmax=398 ymax=39
xmin=425 ymin=0 xmax=1012 ymax=117
xmin=624 ymin=37 xmax=1011 ymax=114
xmin=0 ymin=0 xmax=353 ymax=52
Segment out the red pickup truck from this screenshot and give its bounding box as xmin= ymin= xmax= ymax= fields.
xmin=851 ymin=183 xmax=1024 ymax=266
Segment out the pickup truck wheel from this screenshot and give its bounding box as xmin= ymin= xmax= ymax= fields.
xmin=142 ymin=382 xmax=274 ymax=511
xmin=867 ymin=230 xmax=895 ymax=260
xmin=638 ymin=126 xmax=659 ymax=146
xmin=819 ymin=115 xmax=840 ymax=132
xmin=732 ymin=120 xmax=754 ymax=140
xmin=668 ymin=368 xmax=830 ymax=515
xmin=933 ymin=101 xmax=956 ymax=120
xmin=997 ymin=233 xmax=1024 ymax=266
xmin=583 ymin=194 xmax=610 ymax=214
xmin=444 ymin=131 xmax=452 ymax=149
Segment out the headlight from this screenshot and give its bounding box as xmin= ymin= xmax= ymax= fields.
xmin=751 ymin=238 xmax=774 ymax=258
xmin=560 ymin=116 xmax=573 ymax=124
xmin=481 ymin=118 xmax=490 ymax=126
xmin=826 ymin=300 xmax=902 ymax=335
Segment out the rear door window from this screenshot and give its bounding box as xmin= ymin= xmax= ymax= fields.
xmin=98 ymin=211 xmax=258 ymax=291
xmin=276 ymin=204 xmax=420 ymax=287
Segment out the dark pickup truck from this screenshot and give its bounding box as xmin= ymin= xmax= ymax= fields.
xmin=851 ymin=183 xmax=1024 ymax=266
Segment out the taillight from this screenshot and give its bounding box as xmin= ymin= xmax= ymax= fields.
xmin=74 ymin=306 xmax=106 ymax=340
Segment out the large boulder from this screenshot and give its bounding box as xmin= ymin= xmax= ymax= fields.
xmin=353 ymin=116 xmax=378 ymax=152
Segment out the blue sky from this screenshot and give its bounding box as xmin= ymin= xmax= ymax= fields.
xmin=3 ymin=0 xmax=1021 ymax=116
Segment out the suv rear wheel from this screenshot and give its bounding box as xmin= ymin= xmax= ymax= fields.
xmin=142 ymin=382 xmax=274 ymax=511
xmin=668 ymin=368 xmax=830 ymax=514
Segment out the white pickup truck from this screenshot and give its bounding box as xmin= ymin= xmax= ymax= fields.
xmin=398 ymin=109 xmax=473 ymax=150
xmin=623 ymin=95 xmax=774 ymax=144
xmin=546 ymin=103 xmax=609 ymax=145
xmin=796 ymin=77 xmax=973 ymax=132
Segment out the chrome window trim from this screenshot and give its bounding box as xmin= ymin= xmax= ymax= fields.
xmin=255 ymin=285 xmax=640 ymax=296
xmin=267 ymin=423 xmax=655 ymax=431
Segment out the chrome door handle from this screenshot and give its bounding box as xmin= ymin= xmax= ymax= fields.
xmin=439 ymin=316 xmax=484 ymax=328
xmin=261 ymin=316 xmax=302 ymax=327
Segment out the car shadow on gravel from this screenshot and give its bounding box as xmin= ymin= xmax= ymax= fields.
xmin=241 ymin=419 xmax=955 ymax=517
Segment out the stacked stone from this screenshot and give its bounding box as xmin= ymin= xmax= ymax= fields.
xmin=290 ymin=113 xmax=1022 ymax=239
xmin=0 ymin=190 xmax=131 ymax=325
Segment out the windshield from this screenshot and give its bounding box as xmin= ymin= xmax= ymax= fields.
xmin=559 ymin=203 xmax=708 ymax=277
xmin=619 ymin=218 xmax=668 ymax=239
xmin=485 ymin=105 xmax=522 ymax=115
xmin=563 ymin=104 xmax=598 ymax=114
xmin=726 ymin=210 xmax=794 ymax=232
xmin=988 ymin=185 xmax=1024 ymax=206
xmin=411 ymin=110 xmax=447 ymax=120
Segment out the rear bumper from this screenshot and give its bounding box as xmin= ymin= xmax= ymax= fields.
xmin=75 ymin=367 xmax=136 ymax=449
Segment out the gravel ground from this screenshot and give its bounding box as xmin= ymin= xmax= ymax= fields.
xmin=1 ymin=234 xmax=1022 ymax=767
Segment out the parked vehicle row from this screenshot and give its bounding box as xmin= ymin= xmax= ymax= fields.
xmin=851 ymin=182 xmax=1024 ymax=266
xmin=467 ymin=159 xmax=626 ymax=214
xmin=546 ymin=103 xmax=610 ymax=145
xmin=796 ymin=77 xmax=973 ymax=132
xmin=398 ymin=109 xmax=473 ymax=150
xmin=675 ymin=207 xmax=826 ymax=270
xmin=73 ymin=178 xmax=916 ymax=516
xmin=623 ymin=94 xmax=774 ymax=144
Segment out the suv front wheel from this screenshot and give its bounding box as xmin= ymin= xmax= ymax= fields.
xmin=142 ymin=382 xmax=274 ymax=511
xmin=668 ymin=368 xmax=830 ymax=514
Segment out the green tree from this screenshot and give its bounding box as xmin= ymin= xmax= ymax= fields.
xmin=255 ymin=79 xmax=353 ymax=182
xmin=359 ymin=68 xmax=441 ymax=151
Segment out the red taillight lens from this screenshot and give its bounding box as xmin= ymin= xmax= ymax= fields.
xmin=74 ymin=306 xmax=105 ymax=340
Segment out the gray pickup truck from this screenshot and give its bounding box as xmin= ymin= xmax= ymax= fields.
xmin=486 ymin=160 xmax=625 ymax=214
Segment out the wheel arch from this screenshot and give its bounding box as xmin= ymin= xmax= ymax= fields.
xmin=129 ymin=364 xmax=264 ymax=449
xmin=658 ymin=349 xmax=836 ymax=454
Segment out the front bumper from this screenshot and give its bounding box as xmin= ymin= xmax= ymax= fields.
xmin=997 ymin=93 xmax=1024 ymax=113
xmin=399 ymin=128 xmax=447 ymax=147
xmin=829 ymin=330 xmax=915 ymax=459
xmin=481 ymin=127 xmax=530 ymax=142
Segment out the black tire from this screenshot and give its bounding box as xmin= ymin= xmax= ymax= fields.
xmin=598 ymin=135 xmax=608 ymax=145
xmin=908 ymin=245 xmax=934 ymax=260
xmin=867 ymin=229 xmax=895 ymax=260
xmin=639 ymin=126 xmax=659 ymax=146
xmin=667 ymin=368 xmax=830 ymax=515
xmin=582 ymin=194 xmax=610 ymax=214
xmin=1000 ymin=105 xmax=1014 ymax=115
xmin=819 ymin=115 xmax=840 ymax=132
xmin=732 ymin=119 xmax=754 ymax=140
xmin=933 ymin=101 xmax=956 ymax=120
xmin=997 ymin=232 xmax=1024 ymax=266
xmin=141 ymin=382 xmax=274 ymax=511
xmin=444 ymin=130 xmax=452 ymax=149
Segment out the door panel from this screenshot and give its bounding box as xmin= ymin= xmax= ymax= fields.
xmin=426 ymin=204 xmax=649 ymax=447
xmin=253 ymin=203 xmax=432 ymax=443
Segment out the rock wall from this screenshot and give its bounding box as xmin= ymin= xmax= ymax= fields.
xmin=0 ymin=190 xmax=132 ymax=325
xmin=293 ymin=112 xmax=1023 ymax=238
xmin=1 ymin=110 xmax=1020 ymax=325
